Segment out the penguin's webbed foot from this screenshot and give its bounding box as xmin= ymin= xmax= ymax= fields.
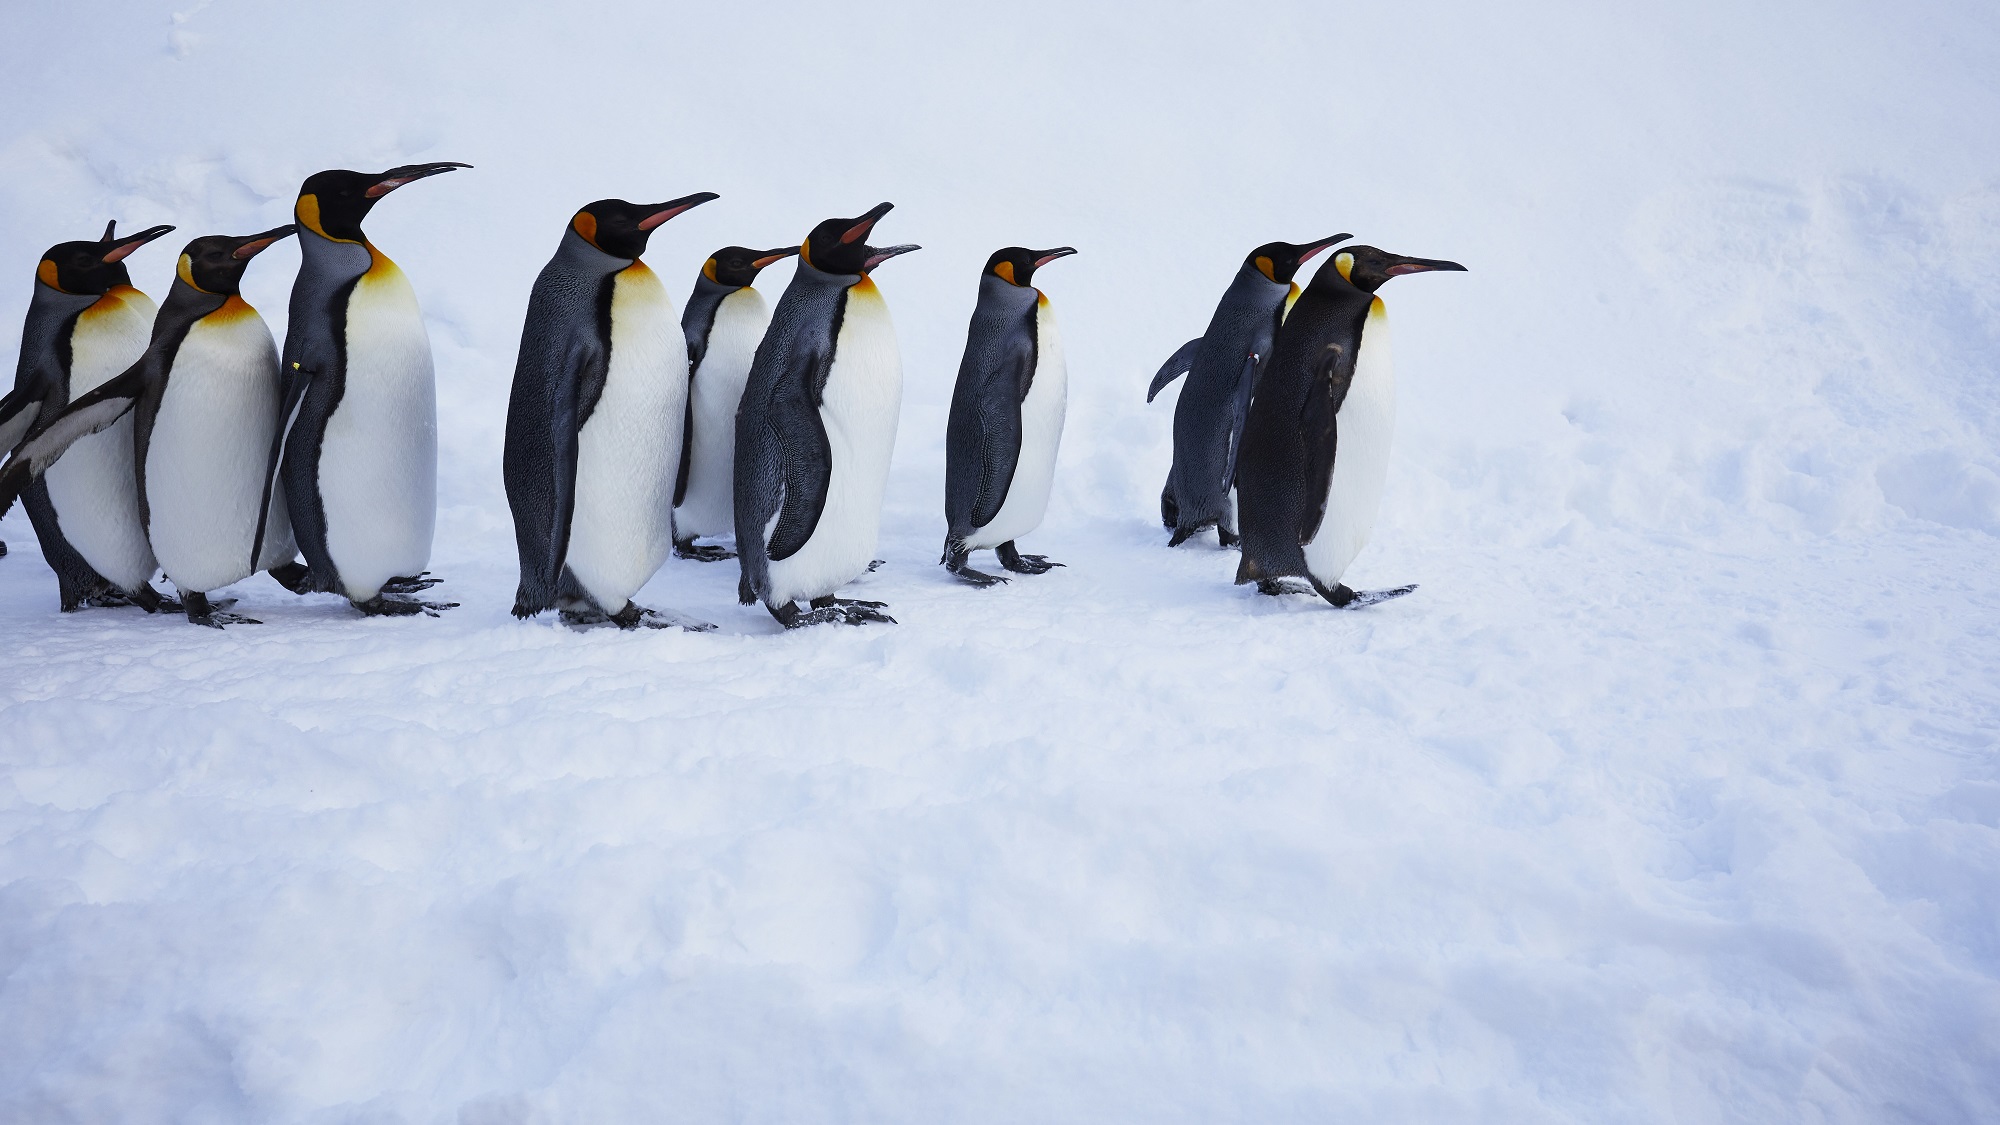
xmin=610 ymin=603 xmax=717 ymax=632
xmin=380 ymin=572 xmax=443 ymax=595
xmin=267 ymin=560 xmax=315 ymax=594
xmin=1255 ymin=578 xmax=1302 ymax=597
xmin=131 ymin=584 xmax=182 ymax=615
xmin=354 ymin=594 xmax=458 ymax=617
xmin=1161 ymin=487 xmax=1179 ymax=529
xmin=1309 ymin=579 xmax=1419 ymax=609
xmin=997 ymin=542 xmax=1063 ymax=575
xmin=0 ymin=539 xmax=7 ymax=557
xmin=71 ymin=586 xmax=138 ymax=611
xmin=1216 ymin=526 xmax=1240 ymax=549
xmin=866 ymin=559 xmax=886 ymax=573
xmin=771 ymin=596 xmax=896 ymax=628
xmin=942 ymin=541 xmax=1007 ymax=587
xmin=674 ymin=539 xmax=736 ymax=562
xmin=183 ymin=592 xmax=260 ymax=629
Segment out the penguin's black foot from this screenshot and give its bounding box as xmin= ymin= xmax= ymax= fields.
xmin=183 ymin=591 xmax=260 ymax=629
xmin=353 ymin=594 xmax=458 ymax=617
xmin=1310 ymin=580 xmax=1419 ymax=609
xmin=267 ymin=560 xmax=314 ymax=594
xmin=610 ymin=603 xmax=717 ymax=632
xmin=70 ymin=586 xmax=138 ymax=611
xmin=0 ymin=539 xmax=7 ymax=557
xmin=1166 ymin=521 xmax=1213 ymax=547
xmin=997 ymin=542 xmax=1063 ymax=575
xmin=867 ymin=559 xmax=886 ymax=573
xmin=131 ymin=584 xmax=182 ymax=615
xmin=942 ymin=542 xmax=1007 ymax=586
xmin=674 ymin=538 xmax=736 ymax=562
xmin=770 ymin=596 xmax=896 ymax=628
xmin=380 ymin=572 xmax=443 ymax=595
xmin=1216 ymin=526 xmax=1240 ymax=549
xmin=1255 ymin=578 xmax=1296 ymax=596
xmin=1161 ymin=487 xmax=1179 ymax=529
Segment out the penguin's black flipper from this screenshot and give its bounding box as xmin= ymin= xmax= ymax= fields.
xmin=253 ymin=360 xmax=313 ymax=578
xmin=507 ymin=333 xmax=607 ymax=616
xmin=1297 ymin=343 xmax=1357 ymax=546
xmin=763 ymin=403 xmax=833 ymax=562
xmin=1146 ymin=337 xmax=1203 ymax=402
xmin=0 ymin=388 xmax=43 ymax=458
xmin=947 ymin=342 xmax=1031 ymax=535
xmin=1222 ymin=352 xmax=1262 ymax=493
xmin=0 ymin=365 xmax=145 ymax=519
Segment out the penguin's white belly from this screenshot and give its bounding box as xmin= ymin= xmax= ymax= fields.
xmin=567 ymin=264 xmax=685 ymax=612
xmin=675 ymin=288 xmax=768 ymax=540
xmin=146 ymin=303 xmax=292 ymax=593
xmin=767 ymin=281 xmax=901 ymax=605
xmin=968 ymin=298 xmax=1066 ymax=549
xmin=43 ymin=288 xmax=157 ymax=591
xmin=320 ymin=257 xmax=436 ymax=601
xmin=1303 ymin=304 xmax=1396 ymax=585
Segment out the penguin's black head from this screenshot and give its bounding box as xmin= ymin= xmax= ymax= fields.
xmin=296 ymin=162 xmax=471 ymax=243
xmin=1245 ymin=234 xmax=1351 ymax=284
xmin=175 ymin=226 xmax=298 ymax=295
xmin=985 ymin=246 xmax=1077 ymax=287
xmin=36 ymin=221 xmax=176 ymax=296
xmin=703 ymin=245 xmax=798 ymax=287
xmin=801 ymin=203 xmax=921 ymax=276
xmin=572 ymin=193 xmax=719 ymax=260
xmin=1328 ymin=245 xmax=1468 ymax=294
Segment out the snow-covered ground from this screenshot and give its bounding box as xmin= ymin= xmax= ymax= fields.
xmin=2 ymin=2 xmax=1997 ymax=1121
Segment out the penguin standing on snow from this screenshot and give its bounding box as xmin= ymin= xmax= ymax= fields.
xmin=1147 ymin=234 xmax=1349 ymax=547
xmin=1234 ymin=245 xmax=1465 ymax=608
xmin=0 ymin=221 xmax=178 ymax=610
xmin=671 ymin=244 xmax=798 ymax=561
xmin=941 ymin=245 xmax=1077 ymax=586
xmin=0 ymin=227 xmax=303 ymax=627
xmin=734 ymin=202 xmax=919 ymax=628
xmin=503 ymin=193 xmax=720 ymax=630
xmin=259 ymin=162 xmax=469 ymax=617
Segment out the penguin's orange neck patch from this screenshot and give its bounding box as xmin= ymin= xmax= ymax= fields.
xmin=620 ymin=259 xmax=653 ymax=279
xmin=210 ymin=294 xmax=256 ymax=321
xmin=850 ymin=275 xmax=879 ymax=296
xmin=1036 ymin=290 xmax=1049 ymax=307
xmin=364 ymin=241 xmax=401 ymax=279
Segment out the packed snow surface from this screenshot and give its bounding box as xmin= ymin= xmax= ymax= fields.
xmin=3 ymin=1 xmax=1998 ymax=1122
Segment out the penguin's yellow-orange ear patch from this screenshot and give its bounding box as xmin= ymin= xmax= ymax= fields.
xmin=702 ymin=257 xmax=718 ymax=282
xmin=296 ymin=194 xmax=330 ymax=240
xmin=1254 ymin=255 xmax=1277 ymax=282
xmin=993 ymin=260 xmax=1016 ymax=285
xmin=36 ymin=259 xmax=61 ymax=291
xmin=572 ymin=211 xmax=598 ymax=248
xmin=1334 ymin=252 xmax=1354 ymax=281
xmin=178 ymin=254 xmax=197 ymax=288
xmin=799 ymin=240 xmax=813 ymax=269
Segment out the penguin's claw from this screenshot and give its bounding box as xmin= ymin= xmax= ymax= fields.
xmin=776 ymin=597 xmax=896 ymax=628
xmin=380 ymin=572 xmax=443 ymax=595
xmin=811 ymin=595 xmax=888 ymax=610
xmin=1216 ymin=526 xmax=1241 ymax=549
xmin=611 ymin=603 xmax=717 ymax=632
xmin=189 ymin=611 xmax=262 ymax=629
xmin=949 ymin=566 xmax=1008 ymax=588
xmin=72 ymin=587 xmax=138 ymax=610
xmin=866 ymin=559 xmax=886 ymax=572
xmin=674 ymin=540 xmax=736 ymax=562
xmin=997 ymin=543 xmax=1062 ymax=575
xmin=267 ymin=561 xmax=314 ymax=594
xmin=354 ymin=594 xmax=458 ymax=617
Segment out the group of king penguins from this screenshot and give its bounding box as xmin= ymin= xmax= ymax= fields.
xmin=0 ymin=161 xmax=1463 ymax=632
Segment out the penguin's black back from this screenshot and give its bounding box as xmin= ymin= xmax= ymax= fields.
xmin=944 ymin=273 xmax=1040 ymax=538
xmin=1168 ymin=265 xmax=1290 ymax=530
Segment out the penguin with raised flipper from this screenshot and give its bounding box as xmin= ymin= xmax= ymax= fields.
xmin=503 ymin=193 xmax=721 ymax=630
xmin=0 ymin=221 xmax=177 ymax=610
xmin=672 ymin=244 xmax=798 ymax=562
xmin=1234 ymin=244 xmax=1465 ymax=608
xmin=259 ymin=162 xmax=469 ymax=617
xmin=1147 ymin=234 xmax=1348 ymax=547
xmin=734 ymin=202 xmax=919 ymax=628
xmin=941 ymin=245 xmax=1077 ymax=586
xmin=0 ymin=227 xmax=300 ymax=627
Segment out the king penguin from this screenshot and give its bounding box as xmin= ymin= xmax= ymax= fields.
xmin=0 ymin=227 xmax=301 ymax=627
xmin=261 ymin=162 xmax=468 ymax=617
xmin=733 ymin=202 xmax=919 ymax=628
xmin=503 ymin=192 xmax=720 ymax=630
xmin=671 ymin=243 xmax=799 ymax=561
xmin=941 ymin=245 xmax=1077 ymax=586
xmin=1147 ymin=234 xmax=1348 ymax=547
xmin=1233 ymin=244 xmax=1465 ymax=608
xmin=0 ymin=221 xmax=177 ymax=610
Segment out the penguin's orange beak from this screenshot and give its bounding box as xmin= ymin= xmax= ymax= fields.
xmin=231 ymin=225 xmax=299 ymax=260
xmin=1384 ymin=255 xmax=1468 ymax=275
xmin=860 ymin=244 xmax=920 ymax=271
xmin=364 ymin=162 xmax=473 ymax=199
xmin=841 ymin=201 xmax=895 ymax=245
xmin=638 ymin=192 xmax=719 ymax=231
xmin=1032 ymin=247 xmax=1078 ymax=269
xmin=1299 ymin=234 xmax=1352 ymax=264
xmin=101 ymin=224 xmax=177 ymax=263
xmin=751 ymin=246 xmax=800 ymax=269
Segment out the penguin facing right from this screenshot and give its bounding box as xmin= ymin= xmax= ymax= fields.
xmin=0 ymin=221 xmax=177 ymax=611
xmin=672 ymin=244 xmax=799 ymax=562
xmin=0 ymin=227 xmax=301 ymax=627
xmin=262 ymin=162 xmax=469 ymax=617
xmin=503 ymin=193 xmax=720 ymax=630
xmin=1233 ymin=244 xmax=1465 ymax=608
xmin=1147 ymin=235 xmax=1348 ymax=548
xmin=734 ymin=202 xmax=919 ymax=629
xmin=941 ymin=245 xmax=1077 ymax=586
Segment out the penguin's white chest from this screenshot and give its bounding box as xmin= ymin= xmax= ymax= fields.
xmin=1303 ymin=301 xmax=1396 ymax=584
xmin=968 ymin=296 xmax=1067 ymax=549
xmin=145 ymin=300 xmax=293 ymax=593
xmin=319 ymin=254 xmax=436 ymax=600
xmin=675 ymin=286 xmax=770 ymax=539
xmin=766 ymin=279 xmax=902 ymax=604
xmin=566 ymin=263 xmax=687 ymax=612
xmin=43 ymin=288 xmax=158 ymax=591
